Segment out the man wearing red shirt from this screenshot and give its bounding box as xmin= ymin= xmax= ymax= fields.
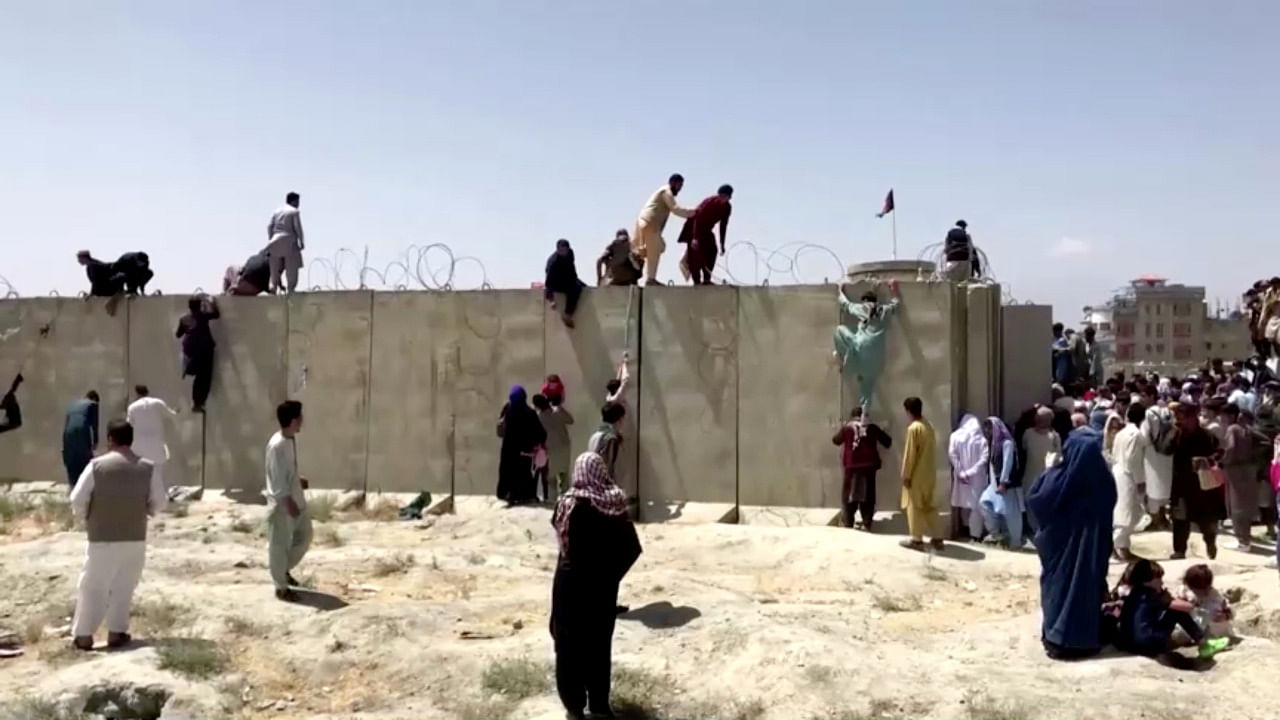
xmin=832 ymin=406 xmax=893 ymax=530
xmin=678 ymin=184 xmax=733 ymax=285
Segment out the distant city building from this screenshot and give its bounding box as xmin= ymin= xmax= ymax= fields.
xmin=1082 ymin=275 xmax=1251 ymax=376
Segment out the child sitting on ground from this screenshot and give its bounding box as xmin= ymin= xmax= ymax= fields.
xmin=1116 ymin=559 xmax=1230 ymax=660
xmin=1179 ymin=564 xmax=1234 ymax=640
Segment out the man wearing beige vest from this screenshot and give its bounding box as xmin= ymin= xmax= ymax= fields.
xmin=632 ymin=174 xmax=692 ymax=286
xmin=69 ymin=419 xmax=166 ymax=650
xmin=266 ymin=400 xmax=312 ymax=602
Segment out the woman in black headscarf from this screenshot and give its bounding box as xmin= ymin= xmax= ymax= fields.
xmin=550 ymin=451 xmax=641 ymax=720
xmin=497 ymin=385 xmax=545 ymax=505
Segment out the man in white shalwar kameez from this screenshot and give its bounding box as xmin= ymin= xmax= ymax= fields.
xmin=1140 ymin=399 xmax=1176 ymax=527
xmin=265 ymin=400 xmax=312 ymax=602
xmin=70 ymin=419 xmax=166 ymax=650
xmin=1111 ymin=404 xmax=1147 ymax=561
xmin=267 ymin=192 xmax=305 ymax=294
xmin=125 ymin=385 xmax=177 ymax=491
xmin=632 ymin=174 xmax=692 ymax=285
xmin=948 ymin=414 xmax=988 ymax=540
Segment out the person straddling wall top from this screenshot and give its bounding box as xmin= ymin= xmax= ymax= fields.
xmin=943 ymin=220 xmax=976 ymax=281
xmin=224 ymin=249 xmax=272 ymax=296
xmin=62 ymin=390 xmax=100 ymax=488
xmin=175 ymin=293 xmax=220 ymax=413
xmin=545 ymin=239 xmax=586 ymax=329
xmin=126 ymin=385 xmax=177 ymax=492
xmin=832 ymin=406 xmax=891 ymax=531
xmin=113 ymin=252 xmax=154 ymax=295
xmin=632 ymin=174 xmax=693 ymax=286
xmin=267 ymin=192 xmax=305 ymax=294
xmin=899 ymin=396 xmax=944 ymax=551
xmin=550 ymin=450 xmax=642 ymax=720
xmin=266 ymin=400 xmax=312 ymax=602
xmin=0 ymin=374 xmax=23 ymax=434
xmin=69 ymin=418 xmax=166 ymax=651
xmin=596 ymin=229 xmax=641 ymax=287
xmin=677 ymin=184 xmax=733 ymax=285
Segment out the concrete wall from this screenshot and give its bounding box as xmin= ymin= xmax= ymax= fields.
xmin=737 ymin=286 xmax=840 ymax=509
xmin=288 ymin=292 xmax=372 ymax=492
xmin=125 ymin=296 xmax=204 ymax=488
xmin=204 ymin=296 xmax=287 ymax=492
xmin=638 ymin=287 xmax=739 ymax=519
xmin=451 ymin=290 xmax=545 ymax=497
xmin=1001 ymin=304 xmax=1053 ymax=421
xmin=544 ymin=286 xmax=640 ymax=500
xmin=366 ymin=292 xmax=456 ymax=495
xmin=0 ymin=298 xmax=127 ymax=484
xmin=0 ymin=282 xmax=1013 ymax=525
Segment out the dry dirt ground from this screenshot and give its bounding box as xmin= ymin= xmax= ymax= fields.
xmin=3 ymin=486 xmax=1280 ymax=720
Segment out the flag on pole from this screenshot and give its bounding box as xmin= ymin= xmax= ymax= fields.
xmin=876 ymin=189 xmax=895 ymax=218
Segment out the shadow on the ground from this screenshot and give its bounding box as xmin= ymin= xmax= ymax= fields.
xmin=619 ymin=601 xmax=701 ymax=629
xmin=220 ymin=488 xmax=266 ymax=506
xmin=932 ymin=543 xmax=985 ymax=562
xmin=293 ymin=589 xmax=349 ymax=611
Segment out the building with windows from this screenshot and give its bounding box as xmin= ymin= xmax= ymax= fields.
xmin=1082 ymin=276 xmax=1250 ymax=376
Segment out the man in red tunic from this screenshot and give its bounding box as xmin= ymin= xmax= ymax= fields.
xmin=678 ymin=184 xmax=733 ymax=285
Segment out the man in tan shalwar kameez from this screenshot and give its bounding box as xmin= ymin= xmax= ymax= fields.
xmin=632 ymin=174 xmax=692 ymax=285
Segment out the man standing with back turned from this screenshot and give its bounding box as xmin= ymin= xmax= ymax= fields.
xmin=265 ymin=400 xmax=312 ymax=602
xmin=900 ymin=396 xmax=944 ymax=551
xmin=632 ymin=174 xmax=692 ymax=286
xmin=267 ymin=192 xmax=305 ymax=294
xmin=69 ymin=419 xmax=166 ymax=650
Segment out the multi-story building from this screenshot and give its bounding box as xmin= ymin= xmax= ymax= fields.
xmin=1082 ymin=276 xmax=1251 ymax=376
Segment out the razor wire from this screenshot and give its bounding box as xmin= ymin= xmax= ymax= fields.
xmin=304 ymin=243 xmax=493 ymax=291
xmin=711 ymin=240 xmax=847 ymax=286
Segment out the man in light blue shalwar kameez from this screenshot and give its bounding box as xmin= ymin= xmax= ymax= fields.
xmin=833 ymin=280 xmax=900 ymax=409
xmin=980 ymin=416 xmax=1027 ymax=548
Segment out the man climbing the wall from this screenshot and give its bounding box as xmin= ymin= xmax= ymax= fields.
xmin=62 ymin=390 xmax=100 ymax=488
xmin=677 ymin=184 xmax=733 ymax=286
xmin=126 ymin=385 xmax=178 ymax=491
xmin=0 ymin=374 xmax=22 ymax=434
xmin=833 ymin=279 xmax=900 ymax=411
xmin=176 ymin=293 xmax=220 ymax=413
xmin=632 ymin=174 xmax=693 ymax=286
xmin=223 ymin=248 xmax=272 ymax=296
xmin=267 ymin=192 xmax=305 ymax=294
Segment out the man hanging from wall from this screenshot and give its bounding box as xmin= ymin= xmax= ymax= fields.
xmin=545 ymin=239 xmax=586 ymax=329
xmin=0 ymin=374 xmax=22 ymax=434
xmin=832 ymin=279 xmax=900 ymax=411
xmin=267 ymin=192 xmax=305 ymax=294
xmin=175 ymin=294 xmax=220 ymax=413
xmin=632 ymin=174 xmax=693 ymax=286
xmin=677 ymin=184 xmax=733 ymax=286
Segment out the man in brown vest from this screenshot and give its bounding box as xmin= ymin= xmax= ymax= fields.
xmin=69 ymin=419 xmax=166 ymax=650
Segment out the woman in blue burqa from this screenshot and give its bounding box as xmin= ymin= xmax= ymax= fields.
xmin=1027 ymin=427 xmax=1116 ymax=660
xmin=497 ymin=385 xmax=546 ymax=505
xmin=832 ymin=280 xmax=900 ymax=409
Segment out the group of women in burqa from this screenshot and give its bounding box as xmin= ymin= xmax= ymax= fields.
xmin=498 ymin=384 xmax=642 ymax=719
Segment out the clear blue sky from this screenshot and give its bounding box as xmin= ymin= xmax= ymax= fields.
xmin=2 ymin=1 xmax=1275 ymax=321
